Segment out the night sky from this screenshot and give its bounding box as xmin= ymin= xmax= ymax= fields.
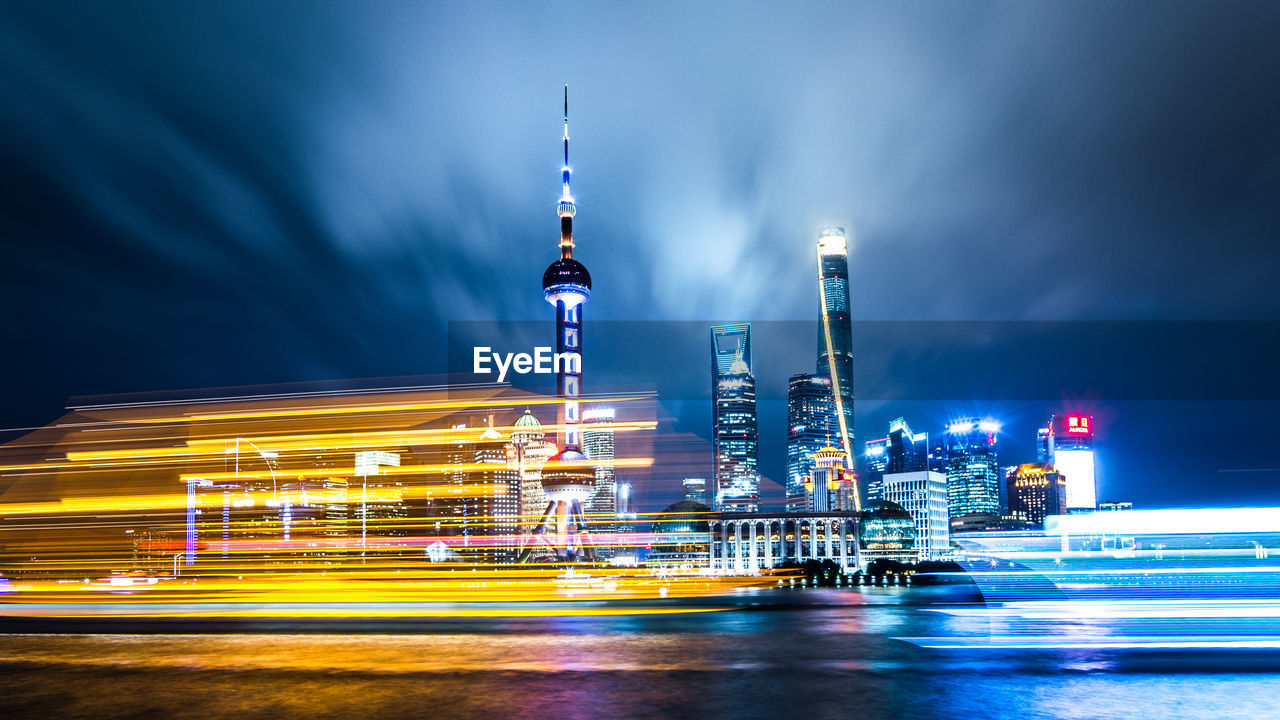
xmin=2 ymin=2 xmax=1278 ymax=510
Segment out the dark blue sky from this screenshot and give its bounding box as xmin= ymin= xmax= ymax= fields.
xmin=2 ymin=2 xmax=1278 ymax=509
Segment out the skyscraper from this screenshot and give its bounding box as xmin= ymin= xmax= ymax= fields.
xmin=1045 ymin=414 xmax=1098 ymax=511
xmin=862 ymin=418 xmax=929 ymax=504
xmin=354 ymin=450 xmax=405 ymax=546
xmin=683 ymin=477 xmax=708 ymax=505
xmin=863 ymin=437 xmax=889 ymax=503
xmin=882 ymin=470 xmax=950 ymax=560
xmin=785 ymin=373 xmax=836 ymax=511
xmin=1005 ymin=462 xmax=1067 ymax=529
xmin=582 ymin=406 xmax=617 ymax=534
xmin=441 ymin=420 xmax=522 ymax=564
xmin=944 ymin=417 xmax=1001 ymax=518
xmin=1036 ymin=426 xmax=1052 ymax=463
xmin=711 ymin=323 xmax=759 ymax=513
xmin=816 ymin=227 xmax=856 ymax=507
xmin=526 ymin=87 xmax=596 ymax=561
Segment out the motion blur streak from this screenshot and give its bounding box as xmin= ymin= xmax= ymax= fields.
xmin=902 ymin=506 xmax=1280 ymax=650
xmin=0 ymin=382 xmax=773 ymax=617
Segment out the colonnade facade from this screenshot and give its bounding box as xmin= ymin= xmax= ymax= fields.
xmin=709 ymin=512 xmax=860 ymax=574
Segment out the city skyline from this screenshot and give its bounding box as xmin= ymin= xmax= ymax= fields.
xmin=2 ymin=2 xmax=1279 ymax=515
xmin=3 ymin=5 xmax=1280 ymax=718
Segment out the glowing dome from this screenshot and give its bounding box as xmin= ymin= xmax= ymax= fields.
xmin=812 ymin=444 xmax=846 ymax=466
xmin=858 ymin=500 xmax=916 ymax=551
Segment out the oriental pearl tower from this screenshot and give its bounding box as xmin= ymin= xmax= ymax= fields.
xmin=523 ymin=86 xmax=596 ymax=562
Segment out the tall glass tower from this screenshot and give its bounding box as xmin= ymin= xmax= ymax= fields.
xmin=944 ymin=417 xmax=1001 ymax=518
xmin=815 ymin=227 xmax=857 ymax=509
xmin=711 ymin=323 xmax=759 ymax=513
xmin=862 ymin=417 xmax=929 ymax=504
xmin=582 ymin=406 xmax=617 ymax=535
xmin=785 ymin=373 xmax=836 ymax=511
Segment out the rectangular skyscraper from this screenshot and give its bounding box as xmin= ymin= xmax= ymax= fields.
xmin=683 ymin=477 xmax=708 ymax=505
xmin=582 ymin=407 xmax=617 ymax=534
xmin=862 ymin=418 xmax=929 ymax=505
xmin=711 ymin=323 xmax=759 ymax=513
xmin=816 ymin=228 xmax=856 ymax=493
xmin=944 ymin=417 xmax=1002 ymax=519
xmin=882 ymin=470 xmax=950 ymax=560
xmin=1005 ymin=462 xmax=1067 ymax=528
xmin=786 ymin=373 xmax=836 ymax=511
xmin=1046 ymin=414 xmax=1098 ymax=511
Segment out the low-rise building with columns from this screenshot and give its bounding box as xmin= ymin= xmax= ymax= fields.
xmin=709 ymin=512 xmax=861 ymax=574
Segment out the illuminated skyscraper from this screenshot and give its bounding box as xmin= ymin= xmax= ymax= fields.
xmin=882 ymin=470 xmax=950 ymax=560
xmin=683 ymin=477 xmax=708 ymax=504
xmin=863 ymin=437 xmax=889 ymax=503
xmin=1005 ymin=462 xmax=1067 ymax=528
xmin=354 ymin=450 xmax=405 ymax=546
xmin=442 ymin=420 xmax=522 ymax=563
xmin=1045 ymin=414 xmax=1098 ymax=511
xmin=711 ymin=323 xmax=759 ymax=512
xmin=944 ymin=417 xmax=1001 ymax=518
xmin=1036 ymin=426 xmax=1052 ymax=463
xmin=526 ymin=87 xmax=596 ymax=561
xmin=786 ymin=373 xmax=836 ymax=511
xmin=582 ymin=406 xmax=617 ymax=534
xmin=863 ymin=417 xmax=929 ymax=504
xmin=815 ymin=227 xmax=857 ymax=510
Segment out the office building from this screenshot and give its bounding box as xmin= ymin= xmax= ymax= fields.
xmin=786 ymin=373 xmax=836 ymax=510
xmin=711 ymin=323 xmax=759 ymax=513
xmin=683 ymin=477 xmax=709 ymax=505
xmin=582 ymin=406 xmax=617 ymax=534
xmin=1043 ymin=414 xmax=1098 ymax=511
xmin=1005 ymin=462 xmax=1067 ymax=529
xmin=944 ymin=417 xmax=1001 ymax=518
xmin=882 ymin=470 xmax=950 ymax=560
xmin=442 ymin=420 xmax=522 ymax=563
xmin=863 ymin=436 xmax=889 ymax=504
xmin=863 ymin=417 xmax=930 ymax=505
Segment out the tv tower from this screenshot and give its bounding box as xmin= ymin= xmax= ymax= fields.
xmin=523 ymin=86 xmax=596 ymax=561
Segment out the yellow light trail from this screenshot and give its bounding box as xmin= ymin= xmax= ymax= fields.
xmin=104 ymin=394 xmax=650 ymax=425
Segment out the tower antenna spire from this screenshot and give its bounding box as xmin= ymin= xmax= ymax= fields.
xmin=557 ymin=84 xmax=576 ymax=258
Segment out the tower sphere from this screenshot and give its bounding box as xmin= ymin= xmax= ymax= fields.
xmin=542 ymin=447 xmax=596 ymax=503
xmin=542 ymin=258 xmax=592 ymax=298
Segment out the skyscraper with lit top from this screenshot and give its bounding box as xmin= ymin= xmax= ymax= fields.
xmin=582 ymin=406 xmax=617 ymax=536
xmin=816 ymin=227 xmax=858 ymax=510
xmin=786 ymin=373 xmax=836 ymax=511
xmin=711 ymin=324 xmax=759 ymax=512
xmin=1044 ymin=414 xmax=1097 ymax=511
xmin=944 ymin=417 xmax=1001 ymax=518
xmin=863 ymin=417 xmax=929 ymax=504
xmin=525 ymin=87 xmax=596 ymax=561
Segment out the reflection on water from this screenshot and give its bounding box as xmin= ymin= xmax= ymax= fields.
xmin=2 ymin=587 xmax=1280 ymax=720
